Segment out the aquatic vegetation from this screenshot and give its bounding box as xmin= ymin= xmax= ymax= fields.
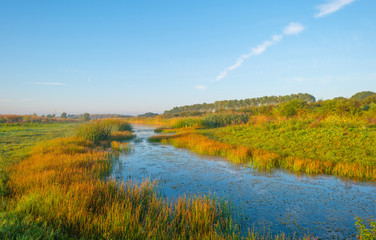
xmin=1 ymin=135 xmax=239 ymax=239
xmin=101 ymin=118 xmax=133 ymax=132
xmin=356 ymin=217 xmax=376 ymax=239
xmin=111 ymin=131 xmax=135 ymax=141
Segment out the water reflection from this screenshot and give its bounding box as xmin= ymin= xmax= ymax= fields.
xmin=112 ymin=124 xmax=376 ymax=239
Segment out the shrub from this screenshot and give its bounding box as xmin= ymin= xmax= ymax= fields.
xmin=76 ymin=121 xmax=111 ymax=144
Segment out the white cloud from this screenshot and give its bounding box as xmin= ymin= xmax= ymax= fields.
xmin=195 ymin=85 xmax=207 ymax=90
xmin=31 ymin=82 xmax=65 ymax=86
xmin=215 ymin=22 xmax=304 ymax=81
xmin=315 ymin=0 xmax=356 ymax=18
xmin=283 ymin=22 xmax=305 ymax=35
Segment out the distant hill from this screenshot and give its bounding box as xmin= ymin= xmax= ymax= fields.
xmin=351 ymin=91 xmax=376 ymax=101
xmin=137 ymin=112 xmax=159 ymax=117
xmin=164 ymin=93 xmax=316 ymax=116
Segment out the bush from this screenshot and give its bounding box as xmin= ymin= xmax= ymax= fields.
xmin=203 ymin=113 xmax=250 ymax=128
xmin=173 ymin=118 xmax=203 ymax=128
xmin=76 ymin=121 xmax=111 ymax=144
xmin=101 ymin=119 xmax=132 ymax=132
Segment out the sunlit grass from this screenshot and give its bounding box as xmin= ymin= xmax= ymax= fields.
xmin=151 ymin=115 xmax=376 ymax=181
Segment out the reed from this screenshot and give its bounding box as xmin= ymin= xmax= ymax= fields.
xmin=1 ymin=122 xmax=318 ymax=239
xmin=2 ymin=135 xmax=239 ymax=239
xmin=111 ymin=131 xmax=135 ymax=141
xmin=75 ymin=121 xmax=112 ymax=144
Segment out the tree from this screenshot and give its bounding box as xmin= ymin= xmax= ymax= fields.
xmin=82 ymin=113 xmax=90 ymax=121
xmin=351 ymin=91 xmax=376 ymax=101
xmin=61 ymin=112 xmax=67 ymax=119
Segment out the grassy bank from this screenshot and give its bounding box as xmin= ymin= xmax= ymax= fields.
xmin=150 ymin=115 xmax=376 ymax=181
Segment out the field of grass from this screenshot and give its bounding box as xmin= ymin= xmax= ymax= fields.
xmin=0 ymin=122 xmax=78 ymax=167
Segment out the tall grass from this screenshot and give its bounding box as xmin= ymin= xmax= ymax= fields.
xmin=101 ymin=118 xmax=133 ymax=131
xmin=75 ymin=121 xmax=112 ymax=144
xmin=1 ymin=135 xmax=238 ymax=239
xmin=1 ymin=122 xmax=317 ymax=239
xmin=151 ymin=124 xmax=376 ymax=181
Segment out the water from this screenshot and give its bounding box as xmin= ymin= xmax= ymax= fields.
xmin=112 ymin=124 xmax=376 ymax=239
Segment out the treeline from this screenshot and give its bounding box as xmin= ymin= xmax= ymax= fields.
xmin=164 ymin=93 xmax=316 ymax=116
xmin=169 ymin=92 xmax=376 ymax=129
xmin=68 ymin=113 xmax=132 ymax=120
xmin=0 ymin=115 xmax=77 ymax=124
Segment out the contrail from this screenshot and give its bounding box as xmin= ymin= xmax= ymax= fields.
xmin=215 ymin=22 xmax=304 ymax=81
xmin=315 ymin=0 xmax=356 ymax=18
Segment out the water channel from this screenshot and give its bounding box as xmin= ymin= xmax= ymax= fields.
xmin=111 ymin=124 xmax=376 ymax=239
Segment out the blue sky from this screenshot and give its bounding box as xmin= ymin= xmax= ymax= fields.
xmin=1 ymin=0 xmax=375 ymax=115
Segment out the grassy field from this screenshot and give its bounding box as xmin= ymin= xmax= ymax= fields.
xmin=0 ymin=122 xmax=79 ymax=167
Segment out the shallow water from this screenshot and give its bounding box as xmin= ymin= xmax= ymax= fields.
xmin=112 ymin=124 xmax=376 ymax=239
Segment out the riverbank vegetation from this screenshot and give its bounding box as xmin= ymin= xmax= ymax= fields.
xmin=0 ymin=120 xmax=319 ymax=239
xmin=147 ymin=92 xmax=376 ymax=182
xmin=1 ymin=114 xmax=374 ymax=238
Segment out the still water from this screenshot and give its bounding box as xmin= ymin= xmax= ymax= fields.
xmin=112 ymin=124 xmax=376 ymax=239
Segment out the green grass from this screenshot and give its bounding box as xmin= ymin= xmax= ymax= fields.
xmin=196 ymin=116 xmax=376 ymax=180
xmin=203 ymin=118 xmax=376 ymax=166
xmin=0 ymin=122 xmax=78 ymax=167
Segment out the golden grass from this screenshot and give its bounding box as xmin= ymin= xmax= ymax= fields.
xmin=2 ymin=136 xmax=244 ymax=239
xmin=152 ymin=131 xmax=376 ymax=181
xmin=111 ymin=131 xmax=135 ymax=141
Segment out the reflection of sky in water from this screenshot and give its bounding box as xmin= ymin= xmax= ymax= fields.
xmin=112 ymin=124 xmax=376 ymax=239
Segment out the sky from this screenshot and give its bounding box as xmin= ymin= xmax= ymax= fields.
xmin=0 ymin=0 xmax=375 ymax=115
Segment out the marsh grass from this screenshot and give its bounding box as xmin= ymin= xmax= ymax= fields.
xmin=1 ymin=134 xmax=246 ymax=239
xmin=75 ymin=121 xmax=112 ymax=144
xmin=151 ymin=117 xmax=376 ymax=181
xmin=0 ymin=121 xmax=318 ymax=239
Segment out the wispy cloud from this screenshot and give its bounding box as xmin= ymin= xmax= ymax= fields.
xmin=283 ymin=22 xmax=305 ymax=35
xmin=195 ymin=85 xmax=207 ymax=91
xmin=315 ymin=0 xmax=356 ymax=18
xmin=31 ymin=82 xmax=65 ymax=86
xmin=215 ymin=22 xmax=304 ymax=81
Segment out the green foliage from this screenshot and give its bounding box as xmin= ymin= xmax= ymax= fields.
xmin=274 ymin=100 xmax=307 ymax=117
xmin=164 ymin=93 xmax=316 ymax=116
xmin=173 ymin=118 xmax=204 ymax=128
xmin=351 ymin=91 xmax=376 ymax=101
xmin=75 ymin=121 xmax=111 ymax=144
xmin=101 ymin=119 xmax=133 ymax=132
xmin=137 ymin=112 xmax=159 ymax=117
xmin=356 ymin=217 xmax=376 ymax=239
xmin=203 ymin=113 xmax=250 ymax=128
xmin=82 ymin=113 xmax=90 ymax=122
xmin=60 ymin=112 xmax=67 ymax=119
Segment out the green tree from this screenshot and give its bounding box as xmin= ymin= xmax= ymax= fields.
xmin=61 ymin=112 xmax=67 ymax=119
xmin=82 ymin=113 xmax=90 ymax=122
